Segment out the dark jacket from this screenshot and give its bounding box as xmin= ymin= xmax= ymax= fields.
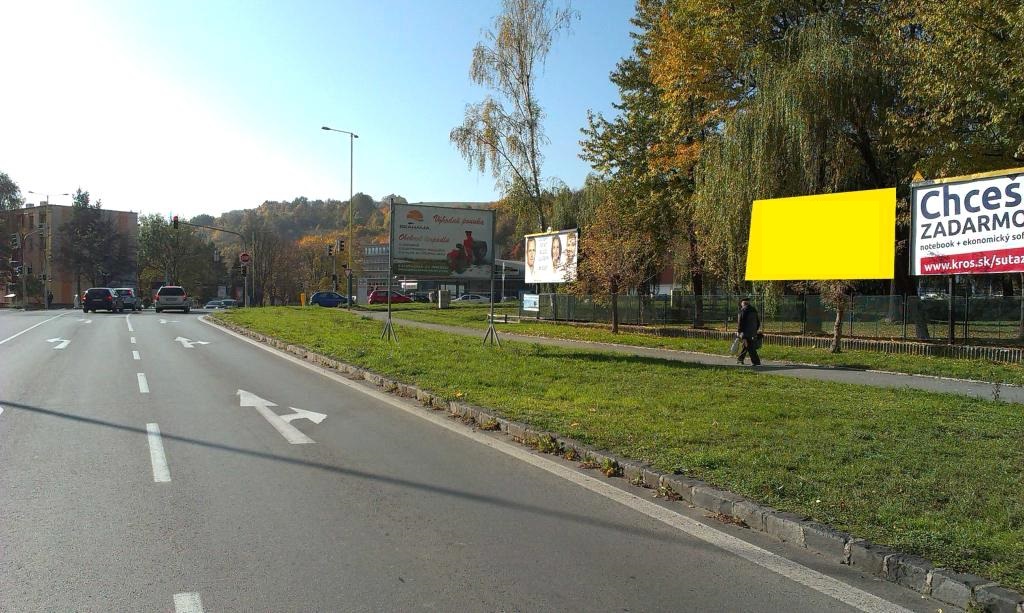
xmin=737 ymin=304 xmax=760 ymax=339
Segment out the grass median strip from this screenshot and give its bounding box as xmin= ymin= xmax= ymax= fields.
xmin=373 ymin=304 xmax=1024 ymax=385
xmin=218 ymin=307 xmax=1024 ymax=591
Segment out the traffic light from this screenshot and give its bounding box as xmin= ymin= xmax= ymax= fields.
xmin=338 ymin=239 xmax=345 ymax=252
xmin=240 ymin=265 xmax=247 ymax=277
xmin=327 ymin=244 xmax=334 ymax=257
xmin=172 ymin=215 xmax=179 ymax=229
xmin=9 ymin=233 xmax=20 ymax=249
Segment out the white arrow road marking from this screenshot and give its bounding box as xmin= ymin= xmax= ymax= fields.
xmin=173 ymin=592 xmax=204 ymax=613
xmin=159 ymin=319 xmax=180 ymax=324
xmin=174 ymin=337 xmax=210 ymax=349
xmin=47 ymin=338 xmax=70 ymax=350
xmin=237 ymin=389 xmax=323 ymax=444
xmin=146 ymin=423 xmax=171 ymax=482
xmin=0 ymin=311 xmax=70 ymax=345
xmin=280 ymin=407 xmax=328 ymax=425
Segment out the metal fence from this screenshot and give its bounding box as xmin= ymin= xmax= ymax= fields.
xmin=529 ymin=293 xmax=1024 ymax=345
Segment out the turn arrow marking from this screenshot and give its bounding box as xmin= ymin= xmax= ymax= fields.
xmin=47 ymin=338 xmax=70 ymax=350
xmin=236 ymin=389 xmax=326 ymax=444
xmin=174 ymin=337 xmax=210 ymax=349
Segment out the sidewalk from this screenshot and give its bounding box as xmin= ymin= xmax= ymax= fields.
xmin=361 ymin=311 xmax=1024 ymax=404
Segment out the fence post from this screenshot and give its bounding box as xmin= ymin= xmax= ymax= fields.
xmin=902 ymin=294 xmax=907 ymax=339
xmin=963 ymin=287 xmax=969 ymax=341
xmin=849 ymin=295 xmax=855 ymax=337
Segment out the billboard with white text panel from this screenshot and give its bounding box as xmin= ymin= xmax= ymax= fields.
xmin=911 ymin=168 xmax=1024 ymax=275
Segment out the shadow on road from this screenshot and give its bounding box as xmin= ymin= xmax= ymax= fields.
xmin=1 ymin=399 xmax=705 ymax=545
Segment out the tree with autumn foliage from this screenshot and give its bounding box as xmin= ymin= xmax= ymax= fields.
xmin=571 ymin=180 xmax=661 ymax=333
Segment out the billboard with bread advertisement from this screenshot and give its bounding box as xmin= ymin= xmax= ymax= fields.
xmin=391 ymin=203 xmax=495 ymax=279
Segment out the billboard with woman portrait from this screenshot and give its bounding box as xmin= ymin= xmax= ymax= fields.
xmin=524 ymin=229 xmax=578 ymax=283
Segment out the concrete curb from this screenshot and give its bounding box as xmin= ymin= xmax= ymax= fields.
xmin=210 ymin=316 xmax=1024 ymax=613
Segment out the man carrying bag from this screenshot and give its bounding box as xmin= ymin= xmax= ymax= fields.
xmin=736 ymin=298 xmax=762 ymax=366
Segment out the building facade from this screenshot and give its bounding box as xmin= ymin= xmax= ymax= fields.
xmin=2 ymin=203 xmax=138 ymax=308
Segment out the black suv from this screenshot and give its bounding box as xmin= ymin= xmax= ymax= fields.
xmin=83 ymin=288 xmax=125 ymax=313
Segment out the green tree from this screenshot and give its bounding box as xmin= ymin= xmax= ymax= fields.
xmin=0 ymin=172 xmax=24 ymax=211
xmin=580 ymin=0 xmax=687 ymax=320
xmin=897 ymin=0 xmax=1024 ymax=176
xmin=450 ymin=0 xmax=577 ymax=232
xmin=138 ymin=214 xmax=222 ymax=300
xmin=60 ymin=189 xmax=133 ymax=293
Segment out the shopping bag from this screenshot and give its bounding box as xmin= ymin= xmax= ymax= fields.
xmin=729 ymin=335 xmax=741 ymax=354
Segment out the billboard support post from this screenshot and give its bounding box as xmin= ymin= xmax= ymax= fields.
xmin=483 ymin=261 xmax=500 ymax=347
xmin=380 ymin=197 xmax=398 ymax=343
xmin=948 ymin=276 xmax=955 ymax=345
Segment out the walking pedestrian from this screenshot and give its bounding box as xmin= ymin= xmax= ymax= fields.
xmin=736 ymin=298 xmax=762 ymax=366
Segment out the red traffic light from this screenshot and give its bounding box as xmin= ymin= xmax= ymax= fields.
xmin=172 ymin=215 xmax=179 ymax=229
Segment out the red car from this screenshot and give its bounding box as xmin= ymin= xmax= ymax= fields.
xmin=368 ymin=290 xmax=412 ymax=305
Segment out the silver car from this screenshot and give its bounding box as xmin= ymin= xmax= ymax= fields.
xmin=154 ymin=286 xmax=191 ymax=313
xmin=113 ymin=288 xmax=141 ymax=312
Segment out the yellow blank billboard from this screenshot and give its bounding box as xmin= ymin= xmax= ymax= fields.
xmin=745 ymin=188 xmax=895 ymax=281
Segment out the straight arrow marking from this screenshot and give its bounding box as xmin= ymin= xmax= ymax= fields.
xmin=47 ymin=338 xmax=70 ymax=350
xmin=237 ymin=389 xmax=318 ymax=444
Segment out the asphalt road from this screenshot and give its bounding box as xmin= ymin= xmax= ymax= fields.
xmin=0 ymin=308 xmax=956 ymax=612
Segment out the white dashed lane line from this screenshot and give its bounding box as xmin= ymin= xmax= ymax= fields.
xmin=173 ymin=592 xmax=204 ymax=612
xmin=125 ymin=315 xmax=134 ymax=333
xmin=133 ymin=351 xmax=140 ymax=360
xmin=146 ymin=423 xmax=171 ymax=483
xmin=137 ymin=373 xmax=149 ymax=394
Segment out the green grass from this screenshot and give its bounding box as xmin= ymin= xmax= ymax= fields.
xmin=372 ymin=306 xmax=1024 ymax=385
xmin=218 ymin=307 xmax=1024 ymax=591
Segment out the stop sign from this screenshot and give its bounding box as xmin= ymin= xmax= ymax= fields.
xmin=239 ymin=252 xmax=251 ymax=264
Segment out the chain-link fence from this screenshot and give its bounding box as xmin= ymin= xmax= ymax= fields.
xmin=526 ymin=293 xmax=1024 ymax=345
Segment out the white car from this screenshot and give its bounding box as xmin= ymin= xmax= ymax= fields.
xmin=453 ymin=294 xmax=489 ymax=303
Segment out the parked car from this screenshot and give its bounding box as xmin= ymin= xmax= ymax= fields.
xmin=219 ymin=299 xmax=239 ymax=308
xmin=408 ymin=292 xmax=430 ymax=303
xmin=453 ymin=294 xmax=488 ymax=304
xmin=204 ymin=299 xmax=224 ymax=309
xmin=154 ymin=286 xmax=191 ymax=313
xmin=113 ymin=288 xmax=142 ymax=311
xmin=367 ymin=290 xmax=413 ymax=304
xmin=82 ymin=287 xmax=124 ymax=313
xmin=309 ymin=291 xmax=348 ymax=307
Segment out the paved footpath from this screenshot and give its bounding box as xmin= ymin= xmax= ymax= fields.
xmin=361 ymin=311 xmax=1024 ymax=404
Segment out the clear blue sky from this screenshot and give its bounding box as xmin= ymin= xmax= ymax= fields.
xmin=0 ymin=0 xmax=636 ymax=219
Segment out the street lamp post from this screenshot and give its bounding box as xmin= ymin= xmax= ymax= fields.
xmin=27 ymin=191 xmax=69 ymax=310
xmin=321 ymin=126 xmax=358 ymax=308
